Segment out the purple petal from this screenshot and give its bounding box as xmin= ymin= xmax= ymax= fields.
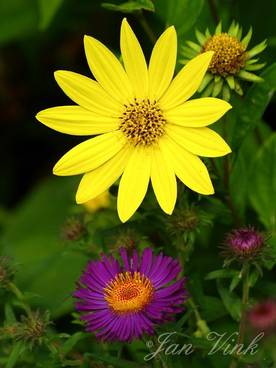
xmin=119 ymin=247 xmax=131 ymax=271
xmin=140 ymin=248 xmax=153 ymax=275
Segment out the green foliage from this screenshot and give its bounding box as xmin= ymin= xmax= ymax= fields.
xmin=102 ymin=0 xmax=154 ymax=13
xmin=216 ymin=279 xmax=241 ymax=322
xmin=38 ymin=0 xmax=64 ymax=29
xmin=6 ymin=341 xmax=26 ymax=368
xmin=2 ymin=177 xmax=88 ymax=316
xmin=232 ymin=63 xmax=276 ymax=149
xmin=248 ymin=133 xmax=276 ymax=231
xmin=155 ymin=0 xmax=204 ymax=36
xmin=0 ymin=0 xmax=38 ymax=44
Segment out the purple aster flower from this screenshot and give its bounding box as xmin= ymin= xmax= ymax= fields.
xmin=222 ymin=226 xmax=265 ymax=260
xmin=74 ymin=247 xmax=187 ymax=342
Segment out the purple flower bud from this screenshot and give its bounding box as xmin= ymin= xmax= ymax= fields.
xmin=224 ymin=226 xmax=264 ymax=259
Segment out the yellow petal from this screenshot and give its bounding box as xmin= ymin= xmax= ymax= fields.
xmin=166 ymin=124 xmax=231 ymax=157
xmin=151 ymin=146 xmax=177 ymax=214
xmin=54 ymin=71 xmax=122 ymax=116
xmin=148 ymin=26 xmax=177 ymax=101
xmin=53 ymin=131 xmax=126 ymax=176
xmin=118 ymin=147 xmax=151 ymax=222
xmin=160 ymin=52 xmax=214 ymax=110
xmin=76 ymin=147 xmax=130 ymax=203
xmin=159 ymin=136 xmax=214 ymax=195
xmin=84 ymin=35 xmax=134 ymax=103
xmin=36 ymin=106 xmax=119 ymax=135
xmin=120 ymin=18 xmax=148 ymax=99
xmin=164 ymin=97 xmax=232 ymax=126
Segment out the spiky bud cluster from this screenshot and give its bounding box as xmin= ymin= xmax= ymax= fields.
xmin=61 ymin=217 xmax=86 ymax=242
xmin=15 ymin=310 xmax=51 ymax=348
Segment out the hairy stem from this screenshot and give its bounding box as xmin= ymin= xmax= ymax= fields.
xmin=8 ymin=282 xmax=33 ymax=319
xmin=238 ymin=264 xmax=250 ymax=345
xmin=229 ymin=263 xmax=250 ymax=368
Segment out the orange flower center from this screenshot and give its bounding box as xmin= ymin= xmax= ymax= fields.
xmin=203 ymin=33 xmax=246 ymax=76
xmin=119 ymin=99 xmax=166 ymax=146
xmin=104 ymin=271 xmax=154 ymax=314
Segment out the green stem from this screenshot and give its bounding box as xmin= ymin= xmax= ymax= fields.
xmin=221 ymin=117 xmax=241 ymax=226
xmin=238 ymin=264 xmax=250 ymax=345
xmin=8 ymin=282 xmax=33 ymax=319
xmin=188 ymin=299 xmax=201 ymax=322
xmin=188 ymin=298 xmax=210 ymax=336
xmin=135 ymin=11 xmax=157 ymax=44
xmin=229 ymin=263 xmax=250 ymax=368
xmin=273 ymin=348 xmax=276 ymax=368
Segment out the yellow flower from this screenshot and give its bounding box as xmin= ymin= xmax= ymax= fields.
xmin=36 ymin=19 xmax=232 ymax=222
xmin=83 ymin=191 xmax=110 ymax=213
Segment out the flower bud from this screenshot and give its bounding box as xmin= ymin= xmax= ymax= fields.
xmin=248 ymin=300 xmax=276 ymax=334
xmin=15 ymin=310 xmax=51 ymax=348
xmin=223 ymin=226 xmax=265 ymax=261
xmin=0 ymin=256 xmax=15 ymax=289
xmin=61 ymin=217 xmax=86 ymax=242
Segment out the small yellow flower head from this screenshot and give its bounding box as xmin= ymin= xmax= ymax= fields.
xmin=181 ymin=21 xmax=267 ymax=99
xmin=82 ymin=191 xmax=110 ymax=213
xmin=203 ymin=33 xmax=246 ymax=76
xmin=36 ymin=18 xmax=232 ymax=222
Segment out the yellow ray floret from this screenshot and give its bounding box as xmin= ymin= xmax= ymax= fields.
xmin=36 ymin=18 xmax=232 ymax=223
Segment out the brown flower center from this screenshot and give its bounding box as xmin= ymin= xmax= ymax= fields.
xmin=119 ymin=99 xmax=166 ymax=146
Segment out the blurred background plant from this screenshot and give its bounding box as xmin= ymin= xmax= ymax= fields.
xmin=0 ymin=0 xmax=276 ymax=367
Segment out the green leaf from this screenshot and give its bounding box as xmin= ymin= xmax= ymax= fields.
xmin=102 ymin=0 xmax=154 ymax=13
xmin=248 ymin=133 xmax=276 ymax=231
xmin=3 ymin=177 xmax=88 ymax=317
xmin=38 ymin=0 xmax=64 ymax=29
xmin=0 ymin=0 xmax=38 ymax=44
xmin=232 ymin=63 xmax=276 ymax=149
xmin=229 ymin=120 xmax=272 ymax=220
xmin=200 ymin=296 xmax=227 ymax=322
xmin=61 ymin=332 xmax=87 ymax=356
xmin=229 ymin=146 xmax=249 ymax=219
xmin=216 ymin=279 xmax=241 ymax=322
xmin=229 ymin=271 xmax=242 ymax=292
xmin=205 ymin=269 xmax=238 ymax=280
xmin=5 ymin=341 xmax=25 ymax=368
xmin=248 ymin=267 xmax=260 ymax=288
xmin=4 ymin=303 xmax=17 ymax=324
xmin=155 ymin=0 xmax=204 ymax=36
